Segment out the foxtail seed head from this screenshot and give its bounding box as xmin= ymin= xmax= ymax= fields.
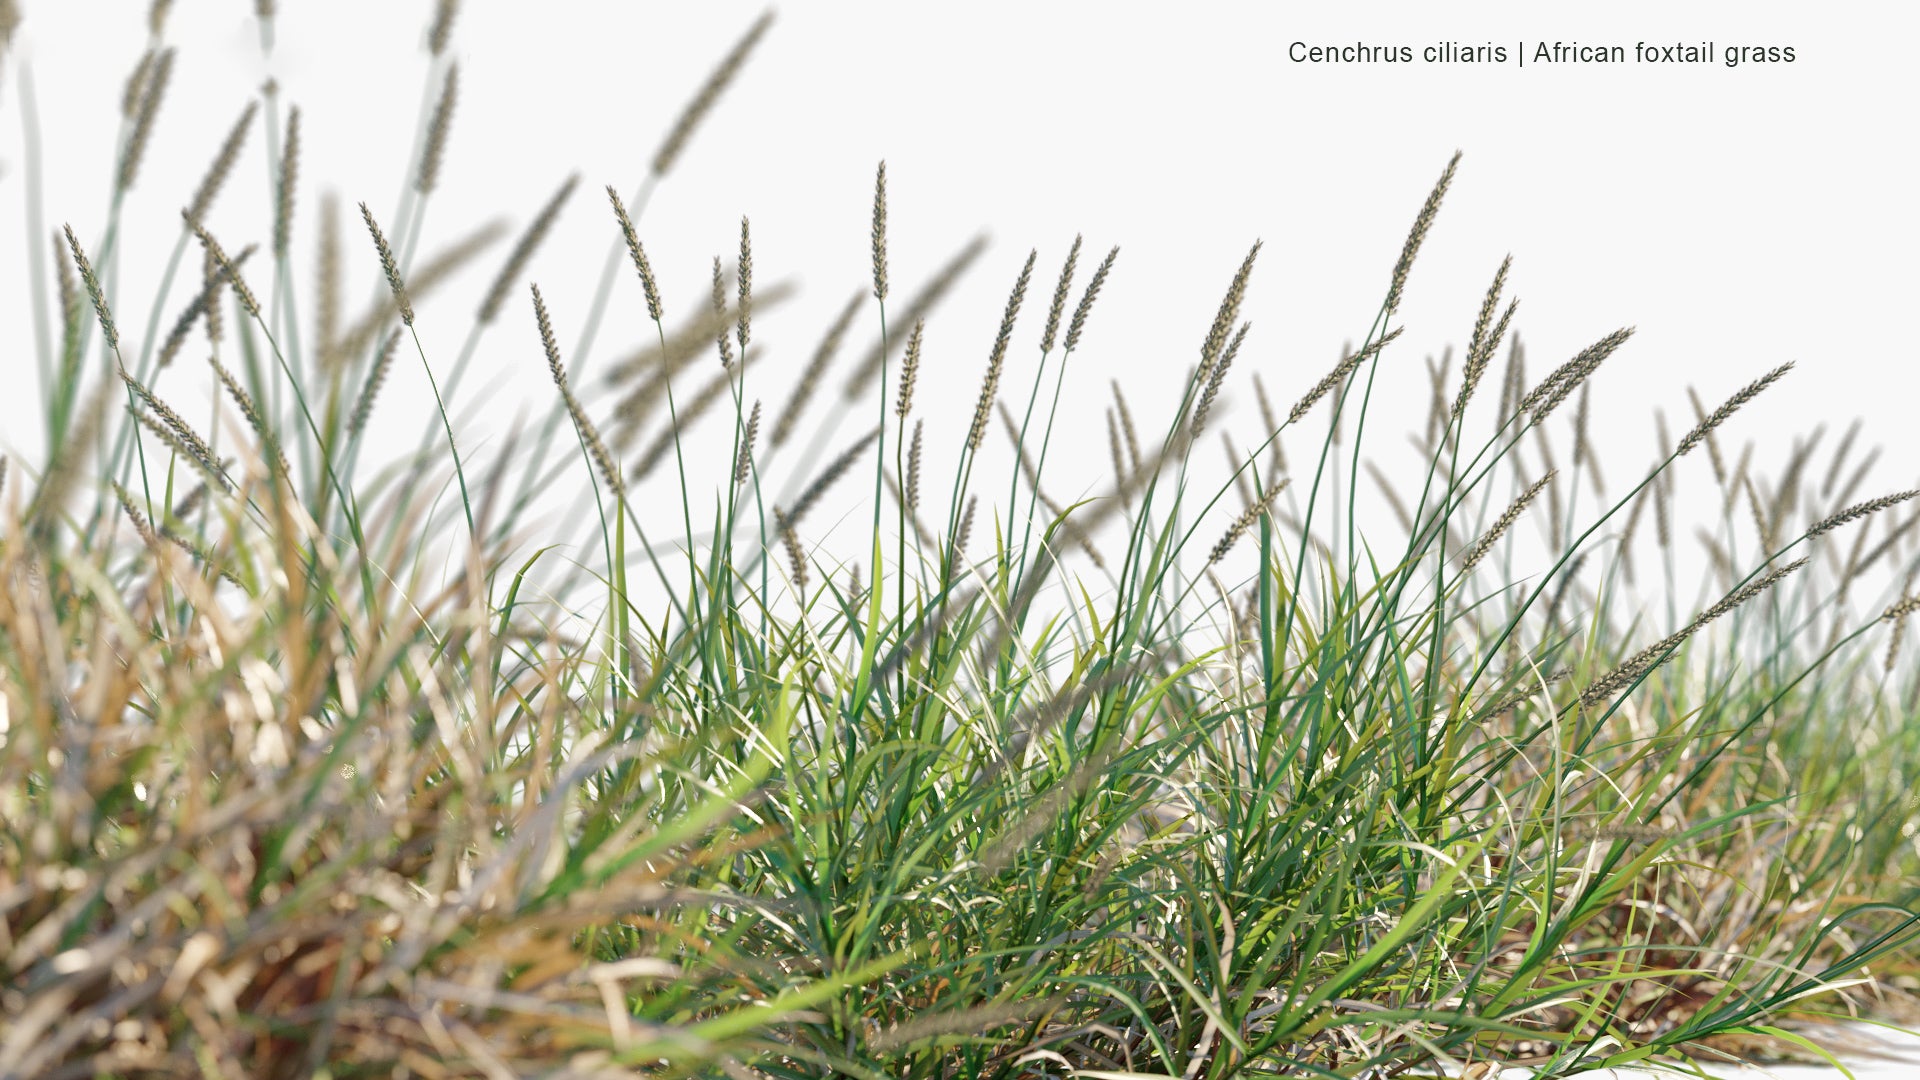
xmin=1290 ymin=327 xmax=1403 ymax=425
xmin=1462 ymin=470 xmax=1555 ymax=572
xmin=844 ymin=233 xmax=988 ymax=400
xmin=1208 ymin=480 xmax=1288 ymax=564
xmin=121 ymin=49 xmax=156 ymax=119
xmin=773 ymin=290 xmax=860 ymax=447
xmin=1192 ymin=321 xmax=1249 ymax=439
xmin=1452 ymin=257 xmax=1515 ymax=421
xmin=63 ymin=224 xmax=117 ymax=351
xmin=416 ymin=63 xmax=458 ymax=194
xmin=1386 ymin=150 xmax=1460 ymax=314
xmin=534 ymin=283 xmax=624 ymax=503
xmin=955 ymin=494 xmax=978 ymax=558
xmin=1064 ymin=245 xmax=1118 ymax=353
xmin=968 ymin=250 xmax=1037 ymax=451
xmin=711 ymin=256 xmax=734 ymax=368
xmin=118 ymin=48 xmax=174 ymax=192
xmin=734 ymin=400 xmax=761 ymax=484
xmin=359 ymin=202 xmax=412 ymax=326
xmin=736 ymin=216 xmax=753 ymax=354
xmin=1111 ymin=379 xmax=1141 ymax=475
xmin=652 ymin=10 xmax=774 ymax=177
xmin=350 ymin=330 xmax=400 ymax=437
xmin=1199 ymin=241 xmax=1261 ymax=384
xmin=1808 ymin=489 xmax=1920 ymax=539
xmin=907 ymin=418 xmax=924 ymax=512
xmin=186 ymin=213 xmax=261 ymax=319
xmin=428 ymin=0 xmax=459 ymax=55
xmin=871 ymin=160 xmax=888 ymax=302
xmin=895 ymin=319 xmax=924 ymax=419
xmin=774 ymin=507 xmax=808 ymax=593
xmin=606 ymin=185 xmax=663 ymax=322
xmin=1678 ymin=362 xmax=1793 ymax=457
xmin=477 ymin=173 xmax=578 ymax=324
xmin=1041 ymin=234 xmax=1082 ymax=354
xmin=275 ymin=106 xmax=301 ymax=258
xmin=788 ymin=427 xmax=880 ymax=528
xmin=188 ymin=101 xmax=258 ymax=226
xmin=1532 ymin=327 xmax=1633 ymax=424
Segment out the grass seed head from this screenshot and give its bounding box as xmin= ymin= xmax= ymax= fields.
xmin=50 ymin=230 xmax=77 ymax=336
xmin=734 ymin=400 xmax=761 ymax=484
xmin=349 ymin=329 xmax=400 ymax=437
xmin=1199 ymin=240 xmax=1261 ymax=383
xmin=1823 ymin=418 xmax=1864 ymax=499
xmin=955 ymin=494 xmax=977 ymax=557
xmin=187 ymin=101 xmax=258 ymax=225
xmin=121 ymin=49 xmax=156 ymax=119
xmin=845 ymin=233 xmax=987 ymax=399
xmin=634 ymin=345 xmax=767 ymax=470
xmin=1453 ymin=258 xmax=1514 ymax=421
xmin=535 ymin=284 xmax=625 ymax=503
xmin=895 ymin=319 xmax=924 ymax=419
xmin=477 ymin=172 xmax=578 ymax=324
xmin=200 ymin=246 xmax=224 ymax=345
xmin=275 ymin=106 xmax=301 ymax=258
xmin=1065 ymin=244 xmax=1118 ymax=353
xmin=1041 ymin=234 xmax=1082 ymax=354
xmin=1887 ymin=605 xmax=1912 ymax=673
xmin=652 ymin=10 xmax=774 ymax=177
xmin=316 ymin=193 xmax=342 ymax=362
xmin=1497 ymin=332 xmax=1526 ymax=422
xmin=186 ymin=213 xmax=261 ymax=319
xmin=1685 ymin=385 xmax=1728 ymax=485
xmin=63 ymin=224 xmax=117 ymax=351
xmin=1583 ymin=557 xmax=1808 ymax=705
xmin=1885 ymin=595 xmax=1920 ymax=623
xmin=120 ymin=364 xmax=220 ymax=483
xmin=1290 ymin=327 xmax=1403 ymax=424
xmin=1678 ymin=362 xmax=1793 ymax=457
xmin=1808 ymin=489 xmax=1920 ymax=539
xmin=1208 ymin=479 xmax=1287 ymax=564
xmin=1462 ymin=470 xmax=1555 ymax=572
xmin=736 ymin=216 xmax=753 ymax=354
xmin=774 ymin=290 xmax=861 ymax=446
xmin=607 ymin=185 xmax=663 ymax=322
xmin=788 ymin=428 xmax=880 ymax=528
xmin=967 ymin=249 xmax=1037 ymax=451
xmin=359 ymin=202 xmax=412 ymax=326
xmin=711 ymin=255 xmax=735 ymax=368
xmin=210 ymin=355 xmax=288 ymax=477
xmin=158 ymin=240 xmax=251 ymax=365
xmin=428 ymin=0 xmax=459 ymax=55
xmin=1386 ymin=149 xmax=1461 ymax=314
xmin=907 ymin=418 xmax=923 ymax=512
xmin=1192 ymin=320 xmax=1249 ymax=439
xmin=416 ymin=63 xmax=458 ymax=194
xmin=1531 ymin=327 xmax=1634 ymax=424
xmin=871 ymin=160 xmax=888 ymax=302
xmin=775 ymin=506 xmax=808 ymax=592
xmin=118 ymin=47 xmax=174 ymax=192
xmin=1252 ymin=372 xmax=1287 ymax=477
xmin=1111 ymin=379 xmax=1142 ymax=474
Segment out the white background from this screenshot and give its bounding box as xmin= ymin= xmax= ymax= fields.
xmin=1 ymin=2 xmax=1914 ymax=608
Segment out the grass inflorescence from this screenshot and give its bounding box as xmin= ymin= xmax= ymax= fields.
xmin=2 ymin=8 xmax=1918 ymax=1080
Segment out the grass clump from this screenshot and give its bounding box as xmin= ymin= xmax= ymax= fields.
xmin=2 ymin=7 xmax=1918 ymax=1079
